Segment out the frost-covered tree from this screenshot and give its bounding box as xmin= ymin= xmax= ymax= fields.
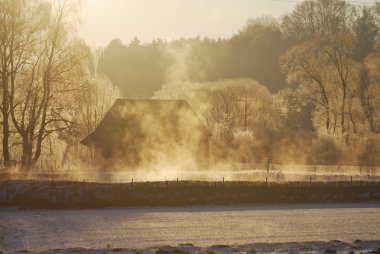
xmin=154 ymin=79 xmax=294 ymax=163
xmin=7 ymin=1 xmax=88 ymax=169
xmin=281 ymin=34 xmax=361 ymax=136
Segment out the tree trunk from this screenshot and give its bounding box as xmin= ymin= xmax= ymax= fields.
xmin=2 ymin=113 xmax=10 ymax=162
xmin=333 ymin=113 xmax=337 ymax=133
xmin=349 ymin=113 xmax=357 ymax=134
xmin=1 ymin=77 xmax=11 ymax=165
xmin=20 ymin=133 xmax=35 ymax=170
xmin=341 ymin=87 xmax=346 ymax=134
xmin=325 ymin=109 xmax=330 ymax=131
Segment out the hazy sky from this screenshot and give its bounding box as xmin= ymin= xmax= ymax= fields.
xmin=79 ymin=0 xmax=376 ymax=47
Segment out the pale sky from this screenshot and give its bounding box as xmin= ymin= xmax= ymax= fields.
xmin=79 ymin=0 xmax=376 ymax=47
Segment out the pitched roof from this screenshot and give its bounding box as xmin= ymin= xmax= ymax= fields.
xmin=81 ymin=99 xmax=210 ymax=147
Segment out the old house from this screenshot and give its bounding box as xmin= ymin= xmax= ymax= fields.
xmin=81 ymin=99 xmax=210 ymax=170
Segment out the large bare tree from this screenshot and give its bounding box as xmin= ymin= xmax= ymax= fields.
xmin=0 ymin=0 xmax=45 ymax=165
xmin=2 ymin=0 xmax=88 ymax=169
xmin=281 ymin=34 xmax=360 ymax=135
xmin=9 ymin=2 xmax=88 ymax=168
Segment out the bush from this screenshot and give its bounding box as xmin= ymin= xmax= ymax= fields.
xmin=310 ymin=136 xmax=343 ymax=165
xmin=360 ymin=135 xmax=380 ymax=166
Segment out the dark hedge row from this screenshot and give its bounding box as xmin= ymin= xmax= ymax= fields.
xmin=0 ymin=180 xmax=379 ymax=208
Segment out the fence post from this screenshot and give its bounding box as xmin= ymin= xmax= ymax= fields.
xmin=351 ymin=176 xmax=353 ymax=199
xmin=51 ymin=177 xmax=54 ymax=206
xmin=6 ymin=180 xmax=9 ymax=204
xmin=82 ymin=179 xmax=86 ymax=204
xmin=309 ymin=176 xmax=312 ymax=201
xmin=131 ymin=178 xmax=134 ymax=192
xmin=223 ymin=177 xmax=225 ymax=188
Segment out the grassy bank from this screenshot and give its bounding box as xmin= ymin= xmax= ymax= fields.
xmin=0 ymin=179 xmax=379 ymax=208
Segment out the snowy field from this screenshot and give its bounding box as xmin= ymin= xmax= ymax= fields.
xmin=1 ymin=203 xmax=380 ymax=253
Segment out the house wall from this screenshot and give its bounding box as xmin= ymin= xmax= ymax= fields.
xmin=91 ymin=132 xmax=209 ymax=171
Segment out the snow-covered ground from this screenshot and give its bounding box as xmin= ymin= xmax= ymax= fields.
xmin=16 ymin=241 xmax=380 ymax=254
xmin=1 ymin=203 xmax=380 ymax=253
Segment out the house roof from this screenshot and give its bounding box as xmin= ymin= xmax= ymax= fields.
xmin=80 ymin=99 xmax=210 ymax=147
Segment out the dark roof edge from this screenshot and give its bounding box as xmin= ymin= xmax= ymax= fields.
xmin=79 ymin=98 xmax=125 ymax=147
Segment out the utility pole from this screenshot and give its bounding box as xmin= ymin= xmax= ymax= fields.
xmin=236 ymin=93 xmax=255 ymax=130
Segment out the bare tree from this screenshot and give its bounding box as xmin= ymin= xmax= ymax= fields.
xmin=7 ymin=0 xmax=88 ymax=169
xmin=322 ymin=34 xmax=359 ymax=134
xmin=281 ymin=40 xmax=333 ymax=132
xmin=153 ymin=79 xmax=283 ymax=163
xmin=281 ymin=0 xmax=350 ymax=43
xmin=362 ymin=52 xmax=380 ymax=133
xmin=0 ymin=0 xmax=45 ymax=165
xmin=281 ymin=34 xmax=360 ymax=135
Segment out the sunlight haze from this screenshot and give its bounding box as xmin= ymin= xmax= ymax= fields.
xmin=1 ymin=0 xmax=380 ymax=251
xmin=80 ymin=0 xmax=299 ymax=46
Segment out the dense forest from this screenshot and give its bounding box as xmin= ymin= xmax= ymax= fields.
xmin=97 ymin=17 xmax=289 ymax=97
xmin=1 ymin=0 xmax=380 ymax=170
